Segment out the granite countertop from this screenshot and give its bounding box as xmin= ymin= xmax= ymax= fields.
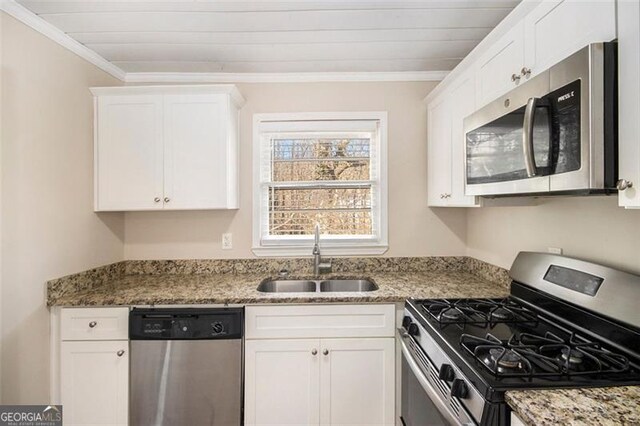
xmin=506 ymin=386 xmax=640 ymax=426
xmin=48 ymin=270 xmax=510 ymax=306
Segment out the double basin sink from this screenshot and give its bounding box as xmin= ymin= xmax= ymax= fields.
xmin=257 ymin=278 xmax=378 ymax=293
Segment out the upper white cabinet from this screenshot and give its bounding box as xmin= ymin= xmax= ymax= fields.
xmin=427 ymin=73 xmax=479 ymax=207
xmin=524 ymin=0 xmax=615 ymax=77
xmin=618 ymin=0 xmax=640 ymax=208
xmin=476 ymin=20 xmax=525 ymax=107
xmin=91 ymin=85 xmax=244 ymax=211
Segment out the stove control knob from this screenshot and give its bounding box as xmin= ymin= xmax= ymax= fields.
xmin=407 ymin=323 xmax=419 ymax=336
xmin=402 ymin=316 xmax=412 ymax=329
xmin=438 ymin=364 xmax=455 ymax=382
xmin=451 ymin=379 xmax=469 ymax=399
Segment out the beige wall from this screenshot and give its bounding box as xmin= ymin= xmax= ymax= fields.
xmin=1 ymin=13 xmax=125 ymax=403
xmin=467 ymin=196 xmax=640 ymax=274
xmin=124 ymin=81 xmax=469 ymax=259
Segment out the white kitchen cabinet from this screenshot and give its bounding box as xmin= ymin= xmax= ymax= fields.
xmin=524 ymin=0 xmax=615 ymax=77
xmin=427 ymin=75 xmax=479 ymax=208
xmin=476 ymin=20 xmax=525 ymax=107
xmin=427 ymin=96 xmax=452 ymax=207
xmin=92 ymin=85 xmax=244 ymax=211
xmin=61 ymin=340 xmax=129 ymax=426
xmin=319 ymin=338 xmax=395 ymax=426
xmin=618 ymin=0 xmax=640 ymax=208
xmin=95 ymin=95 xmax=164 ymax=211
xmin=244 ymin=304 xmax=396 ymax=426
xmin=245 ymin=339 xmax=321 ymax=425
xmin=245 ymin=337 xmax=395 ymax=426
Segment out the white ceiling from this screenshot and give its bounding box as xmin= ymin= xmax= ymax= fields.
xmin=16 ymin=1 xmax=521 ymax=74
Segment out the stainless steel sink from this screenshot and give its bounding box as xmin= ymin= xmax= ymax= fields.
xmin=257 ymin=278 xmax=378 ymax=293
xmin=257 ymin=280 xmax=317 ymax=293
xmin=320 ymin=279 xmax=378 ymax=292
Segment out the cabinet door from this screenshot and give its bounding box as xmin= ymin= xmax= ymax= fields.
xmin=319 ymin=338 xmax=395 ymax=426
xmin=427 ymin=96 xmax=452 ymax=207
xmin=96 ymin=95 xmax=163 ymax=211
xmin=61 ymin=341 xmax=128 ymax=426
xmin=524 ymin=0 xmax=615 ymax=76
xmin=476 ymin=20 xmax=525 ymax=107
xmin=449 ymin=74 xmax=480 ymax=207
xmin=245 ymin=339 xmax=320 ymax=426
xmin=163 ymin=94 xmax=233 ymax=209
xmin=618 ymin=0 xmax=640 ymax=208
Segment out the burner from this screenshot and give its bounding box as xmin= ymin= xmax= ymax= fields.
xmin=440 ymin=308 xmax=462 ymax=321
xmin=560 ymin=348 xmax=585 ymax=365
xmin=489 ymin=348 xmax=523 ymax=370
xmin=490 ymin=307 xmax=514 ymax=321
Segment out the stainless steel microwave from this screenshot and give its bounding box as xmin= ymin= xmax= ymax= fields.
xmin=463 ymin=43 xmax=617 ymax=197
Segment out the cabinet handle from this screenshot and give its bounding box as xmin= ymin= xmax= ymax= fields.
xmin=323 ymin=349 xmax=329 ymax=356
xmin=88 ymin=321 xmax=97 ymax=328
xmin=521 ymin=67 xmax=532 ymax=78
xmin=311 ymin=349 xmax=318 ymax=355
xmin=154 ymin=197 xmax=161 ymax=203
xmin=117 ymin=350 xmax=125 ymax=357
xmin=617 ymin=179 xmax=634 ymax=191
xmin=164 ymin=197 xmax=170 ymax=203
xmin=511 ymin=73 xmax=521 ymax=83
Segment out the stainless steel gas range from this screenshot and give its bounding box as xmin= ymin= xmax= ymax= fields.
xmin=399 ymin=252 xmax=640 ymax=426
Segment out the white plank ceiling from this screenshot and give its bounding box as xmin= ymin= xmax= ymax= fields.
xmin=16 ymin=1 xmax=521 ymax=74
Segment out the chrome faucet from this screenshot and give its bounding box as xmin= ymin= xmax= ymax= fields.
xmin=312 ymin=223 xmax=332 ymax=275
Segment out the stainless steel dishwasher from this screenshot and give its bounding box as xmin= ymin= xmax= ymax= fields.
xmin=129 ymin=307 xmax=243 ymax=426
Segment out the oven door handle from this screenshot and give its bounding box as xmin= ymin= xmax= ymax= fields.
xmin=522 ymin=96 xmax=539 ymax=178
xmin=399 ymin=333 xmax=465 ymax=426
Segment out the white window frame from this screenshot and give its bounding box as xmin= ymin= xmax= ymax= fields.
xmin=252 ymin=112 xmax=388 ymax=257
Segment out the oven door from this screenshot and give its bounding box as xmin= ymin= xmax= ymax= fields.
xmin=399 ymin=332 xmax=476 ymax=426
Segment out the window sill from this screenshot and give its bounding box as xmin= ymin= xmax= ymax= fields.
xmin=252 ymin=244 xmax=389 ymax=257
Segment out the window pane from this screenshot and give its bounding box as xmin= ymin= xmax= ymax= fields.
xmin=271 ymin=138 xmax=370 ymax=182
xmin=269 ymin=187 xmax=372 ymax=236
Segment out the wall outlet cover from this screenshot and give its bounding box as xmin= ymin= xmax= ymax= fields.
xmin=547 ymin=247 xmax=563 ymax=255
xmin=222 ymin=233 xmax=232 ymax=250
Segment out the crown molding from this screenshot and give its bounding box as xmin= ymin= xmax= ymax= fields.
xmin=124 ymin=71 xmax=449 ymax=84
xmin=0 ymin=0 xmax=126 ymax=81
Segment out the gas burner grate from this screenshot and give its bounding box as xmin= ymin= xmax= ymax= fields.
xmin=419 ymin=298 xmax=538 ymax=329
xmin=460 ymin=331 xmax=630 ymax=379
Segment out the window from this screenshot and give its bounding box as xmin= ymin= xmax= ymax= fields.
xmin=253 ymin=112 xmax=388 ymax=256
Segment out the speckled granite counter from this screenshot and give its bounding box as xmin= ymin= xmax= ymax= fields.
xmin=506 ymin=386 xmax=640 ymax=426
xmin=48 ymin=270 xmax=510 ymax=306
xmin=47 ymin=256 xmax=511 ymax=306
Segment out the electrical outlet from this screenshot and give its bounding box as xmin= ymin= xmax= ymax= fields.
xmin=547 ymin=247 xmax=563 ymax=255
xmin=222 ymin=233 xmax=232 ymax=250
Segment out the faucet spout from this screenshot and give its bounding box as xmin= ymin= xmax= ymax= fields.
xmin=312 ymin=223 xmax=331 ymax=275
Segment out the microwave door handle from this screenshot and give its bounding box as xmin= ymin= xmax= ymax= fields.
xmin=523 ymin=97 xmax=539 ymax=177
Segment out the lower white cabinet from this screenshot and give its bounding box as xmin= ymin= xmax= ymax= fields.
xmin=245 ymin=337 xmax=395 ymax=426
xmin=244 ymin=304 xmax=396 ymax=426
xmin=58 ymin=307 xmax=129 ymax=426
xmin=61 ymin=340 xmax=129 ymax=426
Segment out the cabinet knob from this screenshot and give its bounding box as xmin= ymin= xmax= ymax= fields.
xmin=617 ymin=179 xmax=634 ymax=191
xmin=311 ymin=349 xmax=318 ymax=355
xmin=164 ymin=197 xmax=170 ymax=203
xmin=440 ymin=194 xmax=445 ymax=199
xmin=521 ymin=67 xmax=532 ymax=78
xmin=89 ymin=321 xmax=97 ymax=328
xmin=117 ymin=350 xmax=125 ymax=357
xmin=511 ymin=73 xmax=521 ymax=83
xmin=322 ymin=349 xmax=329 ymax=356
xmin=154 ymin=197 xmax=161 ymax=203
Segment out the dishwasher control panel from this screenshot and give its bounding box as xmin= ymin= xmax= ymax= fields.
xmin=129 ymin=308 xmax=243 ymax=340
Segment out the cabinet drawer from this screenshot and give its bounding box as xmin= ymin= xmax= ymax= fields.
xmin=61 ymin=307 xmax=129 ymax=341
xmin=245 ymin=304 xmax=395 ymax=339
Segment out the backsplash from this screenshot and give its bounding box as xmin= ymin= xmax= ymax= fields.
xmin=47 ymin=256 xmax=510 ymax=303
